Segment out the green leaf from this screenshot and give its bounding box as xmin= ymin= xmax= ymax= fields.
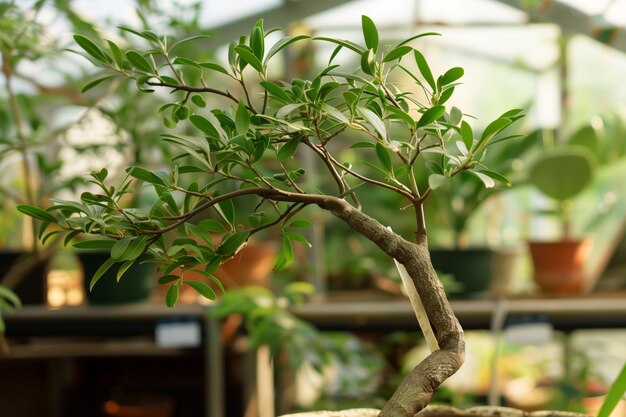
xmin=469 ymin=171 xmax=496 ymax=188
xmin=173 ymin=56 xmax=199 ymax=67
xmin=283 ymin=231 xmax=311 ymax=248
xmin=126 ymin=166 xmax=167 ymax=186
xmin=111 ymin=236 xmax=146 ymax=261
xmin=165 ymin=284 xmax=179 ymax=308
xmin=361 ymin=15 xmax=379 ymax=52
xmin=234 ymin=45 xmax=264 ymax=72
xmin=116 ymin=260 xmax=134 ymax=282
xmin=500 ymin=108 xmax=525 ymax=120
xmin=282 ymin=234 xmax=294 ymax=264
xmin=289 ymin=219 xmax=311 ymax=228
xmin=250 ymin=24 xmax=265 ymax=60
xmin=235 ymin=101 xmax=250 ymax=134
xmin=478 ymin=170 xmax=511 ymax=187
xmin=375 ymin=142 xmax=392 ymax=172
xmin=260 ymin=81 xmax=292 ymax=103
xmin=438 ymin=86 xmax=455 ymax=105
xmin=185 ymin=280 xmax=217 ymax=300
xmin=416 ymin=106 xmax=445 ymax=128
xmin=428 ymin=174 xmax=447 ymax=190
xmin=597 ymin=363 xmax=626 ymax=417
xmin=0 ymin=286 xmax=21 ymax=309
xmin=73 ymin=35 xmax=110 ymax=63
xmin=253 ymin=135 xmax=270 ymax=162
xmin=17 ymin=204 xmax=56 ymax=223
xmin=175 ymin=105 xmax=190 ymax=120
xmin=328 ymin=45 xmax=343 ymax=65
xmin=481 ymin=118 xmax=512 ymax=141
xmin=169 ymin=34 xmax=212 ymax=51
xmin=383 ymin=45 xmax=412 ymax=62
xmin=360 ymin=49 xmax=375 ymax=75
xmin=198 ymin=62 xmax=230 ymax=75
xmin=350 ymin=142 xmax=375 ymax=149
xmin=73 ymin=239 xmax=116 ymax=250
xmin=358 ymin=107 xmax=386 ymax=140
xmin=217 ymin=231 xmax=249 ymax=256
xmin=125 ymin=50 xmax=154 ymax=73
xmin=190 ymin=114 xmax=219 ymax=137
xmin=425 ymin=160 xmax=443 ymax=175
xmin=396 ymin=32 xmax=441 ymax=47
xmin=277 ymin=136 xmax=301 ymax=161
xmin=386 ymin=106 xmax=416 ymax=128
xmin=218 ymin=200 xmax=235 ymax=226
xmin=42 ymin=230 xmax=61 ymax=245
xmin=284 ymin=281 xmax=315 ymax=297
xmin=322 ymin=104 xmax=349 ymax=124
xmin=315 ymin=37 xmax=366 ymax=55
xmin=265 ymin=35 xmax=310 ymax=63
xmin=529 ymin=148 xmax=594 ymax=201
xmin=440 ymin=67 xmax=464 ymax=86
xmin=191 ymin=95 xmax=206 ymax=108
xmin=413 ymin=50 xmax=436 ymax=91
xmin=81 ymin=75 xmax=116 ymax=93
xmin=461 ymin=121 xmax=474 ymax=150
xmin=449 ymin=106 xmax=463 ymax=126
xmin=89 ymin=257 xmax=116 ymax=292
xmin=159 ymin=275 xmax=179 ymax=284
xmin=106 ymin=40 xmax=124 ymax=68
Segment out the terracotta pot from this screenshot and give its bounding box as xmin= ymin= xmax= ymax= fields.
xmin=158 ymin=239 xmax=277 ymax=303
xmin=528 ymin=239 xmax=592 ymax=294
xmin=214 ymin=240 xmax=277 ymax=288
xmin=103 ymin=393 xmax=174 ymax=417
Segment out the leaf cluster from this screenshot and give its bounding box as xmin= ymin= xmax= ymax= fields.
xmin=211 ymin=283 xmax=349 ymax=373
xmin=20 ymin=16 xmax=523 ymax=303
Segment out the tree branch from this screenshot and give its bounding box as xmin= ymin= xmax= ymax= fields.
xmin=146 ymin=81 xmax=243 ymax=107
xmin=324 ymin=149 xmax=416 ymax=202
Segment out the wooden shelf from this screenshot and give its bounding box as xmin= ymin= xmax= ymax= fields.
xmin=3 ymin=338 xmax=189 ymax=359
xmin=290 ymin=293 xmax=626 ymax=331
xmin=2 ymin=302 xmax=224 ymax=417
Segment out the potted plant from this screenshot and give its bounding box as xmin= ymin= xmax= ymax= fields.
xmin=20 ymin=15 xmax=597 ymax=417
xmin=0 ymin=1 xmax=231 ymax=306
xmin=0 ymin=1 xmax=90 ymax=304
xmin=527 ymin=130 xmax=596 ymax=294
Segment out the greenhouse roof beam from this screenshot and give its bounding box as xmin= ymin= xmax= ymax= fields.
xmin=203 ymin=0 xmax=355 ymax=48
xmin=495 ymin=0 xmax=626 ymax=54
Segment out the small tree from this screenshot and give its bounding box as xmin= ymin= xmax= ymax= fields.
xmin=19 ymin=16 xmax=522 ymax=416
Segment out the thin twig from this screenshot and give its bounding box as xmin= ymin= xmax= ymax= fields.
xmin=146 ymin=81 xmax=243 ymax=106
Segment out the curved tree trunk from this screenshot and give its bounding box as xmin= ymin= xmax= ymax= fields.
xmin=153 ymin=186 xmax=464 ymax=416
xmin=319 ymin=198 xmax=465 ymax=417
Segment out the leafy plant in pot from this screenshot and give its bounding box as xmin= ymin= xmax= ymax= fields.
xmin=20 ymin=15 xmax=591 ymax=417
xmin=0 ymin=1 xmax=233 ymax=306
xmin=0 ymin=2 xmax=110 ymax=305
xmin=527 ymin=143 xmax=595 ymax=294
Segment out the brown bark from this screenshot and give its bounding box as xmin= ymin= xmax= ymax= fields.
xmin=318 ymin=198 xmax=465 ymax=417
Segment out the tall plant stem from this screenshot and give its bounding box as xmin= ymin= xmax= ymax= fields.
xmin=2 ymin=56 xmax=38 ymax=252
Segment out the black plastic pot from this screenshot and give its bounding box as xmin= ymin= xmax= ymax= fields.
xmin=429 ymin=247 xmax=495 ymax=298
xmin=0 ymin=250 xmax=49 ymax=305
xmin=78 ymin=252 xmax=155 ymax=305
